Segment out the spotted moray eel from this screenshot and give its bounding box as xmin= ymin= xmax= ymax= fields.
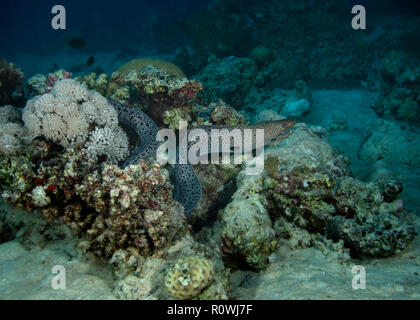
xmin=109 ymin=100 xmax=295 ymax=215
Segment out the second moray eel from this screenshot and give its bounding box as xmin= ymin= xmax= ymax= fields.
xmin=110 ymin=100 xmax=295 ymax=215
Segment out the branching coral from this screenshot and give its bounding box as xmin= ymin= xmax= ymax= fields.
xmin=85 ymin=127 xmax=129 ymax=164
xmin=74 ymin=72 xmax=109 ymax=96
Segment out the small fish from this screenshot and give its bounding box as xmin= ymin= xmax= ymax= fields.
xmin=86 ymin=56 xmax=95 ymax=67
xmin=68 ymin=37 xmax=86 ymax=49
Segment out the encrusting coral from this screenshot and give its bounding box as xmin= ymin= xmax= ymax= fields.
xmin=111 ymin=65 xmax=202 ymax=124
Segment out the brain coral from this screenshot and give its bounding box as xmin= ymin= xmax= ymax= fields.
xmin=165 ymin=257 xmax=215 ymax=299
xmin=22 ymin=79 xmax=128 ymax=163
xmin=116 ymin=58 xmax=185 ymax=79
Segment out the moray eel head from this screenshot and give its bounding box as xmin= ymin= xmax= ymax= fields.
xmin=257 ymin=119 xmax=296 ymax=146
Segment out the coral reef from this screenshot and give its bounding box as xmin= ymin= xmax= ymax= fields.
xmin=180 ymin=0 xmax=380 ymax=83
xmin=252 ymin=0 xmax=376 ymax=81
xmin=0 ymin=58 xmax=25 ymax=106
xmin=253 ymin=109 xmax=285 ymax=123
xmin=1 ymin=78 xmax=190 ymax=260
xmin=74 ymin=72 xmax=109 ymax=96
xmin=162 ymin=107 xmax=192 ymax=131
xmin=220 ymin=124 xmax=416 ymax=269
xmin=221 ymin=173 xmax=276 ymax=270
xmin=191 ymin=162 xmax=242 ymax=225
xmin=77 ymin=162 xmax=187 ymax=257
xmin=0 ymin=145 xmax=187 ymax=259
xmin=372 ymin=50 xmax=420 ymax=124
xmin=249 ymin=47 xmax=277 ymax=68
xmin=26 ymin=69 xmax=72 ymax=97
xmin=165 ymin=256 xmax=215 ymax=299
xmin=209 ymin=100 xmax=247 ymax=126
xmin=195 ymin=56 xmax=258 ymax=108
xmin=110 ymin=65 xmax=202 ymax=124
xmin=326 ymin=177 xmax=416 ymax=257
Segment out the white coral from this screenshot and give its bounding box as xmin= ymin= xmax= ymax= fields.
xmin=22 ymin=79 xmax=119 ymax=148
xmin=31 ymin=186 xmax=50 ymax=207
xmin=21 ymin=79 xmax=129 ymax=163
xmin=85 ymin=126 xmax=129 ymax=163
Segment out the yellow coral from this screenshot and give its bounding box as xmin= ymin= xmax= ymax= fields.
xmin=116 ymin=58 xmax=185 ymax=79
xmin=165 ymin=257 xmax=215 ymax=299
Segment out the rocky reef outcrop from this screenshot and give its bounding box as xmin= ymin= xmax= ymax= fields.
xmin=219 ymin=124 xmax=417 ymax=270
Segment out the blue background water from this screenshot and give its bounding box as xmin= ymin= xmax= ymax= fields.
xmin=2 ymin=0 xmax=419 ymax=75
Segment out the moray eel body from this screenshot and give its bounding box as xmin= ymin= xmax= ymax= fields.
xmin=173 ymin=163 xmax=202 ymax=213
xmin=191 ymin=120 xmax=296 ymax=153
xmin=110 ymin=100 xmax=202 ymax=215
xmin=109 ymin=100 xmax=160 ymax=168
xmin=111 ymin=100 xmax=295 ymax=215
